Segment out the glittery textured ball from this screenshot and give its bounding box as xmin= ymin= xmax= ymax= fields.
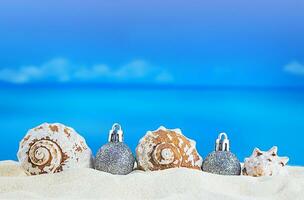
xmin=95 ymin=142 xmax=135 ymax=175
xmin=202 ymin=151 xmax=241 ymax=175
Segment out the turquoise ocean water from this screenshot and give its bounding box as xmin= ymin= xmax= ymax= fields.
xmin=0 ymin=85 xmax=303 ymax=165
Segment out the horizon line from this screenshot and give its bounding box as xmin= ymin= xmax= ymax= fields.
xmin=0 ymin=82 xmax=304 ymax=91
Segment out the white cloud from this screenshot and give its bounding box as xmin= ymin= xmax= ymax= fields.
xmin=0 ymin=58 xmax=173 ymax=84
xmin=114 ymin=60 xmax=152 ymax=79
xmin=155 ymin=70 xmax=174 ymax=83
xmin=284 ymin=61 xmax=304 ymax=76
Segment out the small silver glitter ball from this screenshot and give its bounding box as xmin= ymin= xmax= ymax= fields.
xmin=95 ymin=123 xmax=135 ymax=175
xmin=202 ymin=151 xmax=241 ymax=175
xmin=202 ymin=132 xmax=241 ymax=175
xmin=95 ymin=142 xmax=135 ymax=175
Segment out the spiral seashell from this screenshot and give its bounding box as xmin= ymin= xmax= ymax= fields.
xmin=242 ymin=146 xmax=289 ymax=177
xmin=136 ymin=126 xmax=203 ymax=171
xmin=17 ymin=123 xmax=93 ymax=175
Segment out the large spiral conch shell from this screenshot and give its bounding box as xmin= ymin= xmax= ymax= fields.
xmin=136 ymin=126 xmax=203 ymax=171
xmin=17 ymin=123 xmax=94 ymax=175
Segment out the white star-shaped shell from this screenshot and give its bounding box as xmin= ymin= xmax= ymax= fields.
xmin=243 ymin=146 xmax=289 ymax=177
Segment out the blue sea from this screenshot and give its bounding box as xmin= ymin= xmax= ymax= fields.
xmin=0 ymin=85 xmax=303 ymax=165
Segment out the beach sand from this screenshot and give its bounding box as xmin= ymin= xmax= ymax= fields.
xmin=0 ymin=160 xmax=303 ymax=200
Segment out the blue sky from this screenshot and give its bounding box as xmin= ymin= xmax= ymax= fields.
xmin=0 ymin=0 xmax=304 ymax=86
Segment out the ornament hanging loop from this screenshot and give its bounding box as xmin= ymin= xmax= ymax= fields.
xmin=108 ymin=123 xmax=124 ymax=142
xmin=215 ymin=132 xmax=230 ymax=151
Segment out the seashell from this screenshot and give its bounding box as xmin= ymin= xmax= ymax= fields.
xmin=202 ymin=133 xmax=241 ymax=175
xmin=136 ymin=126 xmax=203 ymax=171
xmin=17 ymin=123 xmax=94 ymax=175
xmin=95 ymin=123 xmax=135 ymax=175
xmin=242 ymin=146 xmax=289 ymax=177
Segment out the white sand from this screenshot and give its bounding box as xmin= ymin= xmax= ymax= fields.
xmin=0 ymin=161 xmax=27 ymax=177
xmin=0 ymin=160 xmax=303 ymax=200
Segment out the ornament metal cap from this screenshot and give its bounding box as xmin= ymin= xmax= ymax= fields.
xmin=215 ymin=132 xmax=230 ymax=152
xmin=108 ymin=123 xmax=123 ymax=142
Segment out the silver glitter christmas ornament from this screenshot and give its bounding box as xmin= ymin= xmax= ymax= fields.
xmin=95 ymin=123 xmax=135 ymax=175
xmin=202 ymin=133 xmax=241 ymax=175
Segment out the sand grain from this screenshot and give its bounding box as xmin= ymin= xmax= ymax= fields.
xmin=0 ymin=161 xmax=303 ymax=200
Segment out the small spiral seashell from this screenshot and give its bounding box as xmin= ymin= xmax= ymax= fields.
xmin=242 ymin=146 xmax=289 ymax=177
xmin=136 ymin=126 xmax=203 ymax=171
xmin=17 ymin=123 xmax=93 ymax=175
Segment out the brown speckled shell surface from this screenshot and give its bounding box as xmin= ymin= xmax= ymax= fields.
xmin=17 ymin=123 xmax=93 ymax=175
xmin=136 ymin=126 xmax=203 ymax=171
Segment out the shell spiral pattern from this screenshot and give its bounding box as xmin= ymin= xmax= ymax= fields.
xmin=28 ymin=139 xmax=62 ymax=170
xmin=136 ymin=126 xmax=203 ymax=171
xmin=18 ymin=123 xmax=93 ymax=175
